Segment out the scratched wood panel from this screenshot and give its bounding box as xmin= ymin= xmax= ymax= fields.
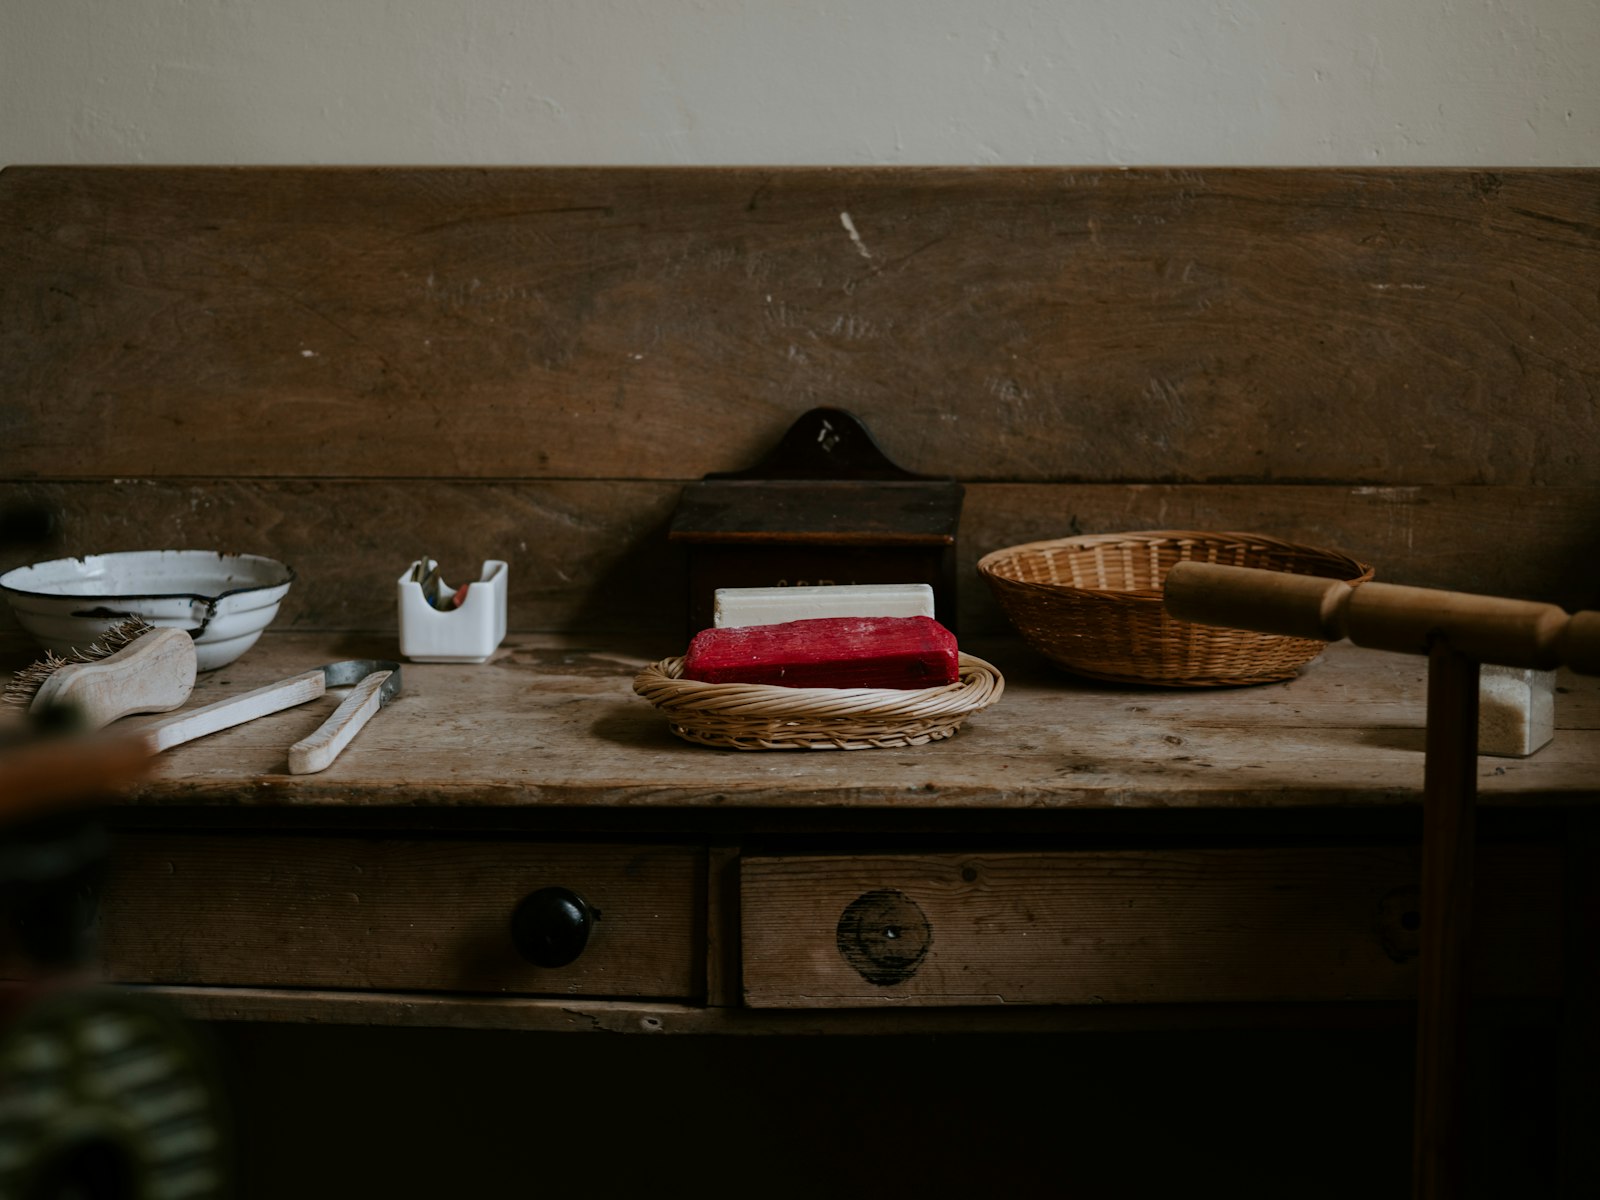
xmin=0 ymin=478 xmax=684 ymax=635
xmin=18 ymin=634 xmax=1590 ymax=811
xmin=147 ymin=985 xmax=1433 ymax=1032
xmin=95 ymin=834 xmax=705 ymax=998
xmin=3 ymin=167 xmax=1597 ymax=485
xmin=1 ymin=480 xmax=1594 ymax=636
xmin=959 ymin=482 xmax=1600 ymax=616
xmin=740 ymin=846 xmax=1564 ymax=1007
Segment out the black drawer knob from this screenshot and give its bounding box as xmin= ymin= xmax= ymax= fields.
xmin=510 ymin=887 xmax=598 ymax=968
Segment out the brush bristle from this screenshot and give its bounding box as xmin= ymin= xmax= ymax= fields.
xmin=2 ymin=617 xmax=159 ymax=710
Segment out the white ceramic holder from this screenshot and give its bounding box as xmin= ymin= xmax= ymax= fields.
xmin=398 ymin=559 xmax=507 ymax=663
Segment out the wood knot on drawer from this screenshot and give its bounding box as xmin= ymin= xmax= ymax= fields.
xmin=835 ymin=888 xmax=932 ymax=986
xmin=1374 ymin=884 xmax=1423 ymax=964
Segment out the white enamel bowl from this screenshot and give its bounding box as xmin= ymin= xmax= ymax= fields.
xmin=1 ymin=551 xmax=295 ymax=671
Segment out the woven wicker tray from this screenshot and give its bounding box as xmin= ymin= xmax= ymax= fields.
xmin=633 ymin=653 xmax=1005 ymax=750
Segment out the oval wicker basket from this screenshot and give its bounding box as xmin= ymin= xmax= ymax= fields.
xmin=977 ymin=530 xmax=1374 ymax=687
xmin=633 ymin=653 xmax=1005 ymax=750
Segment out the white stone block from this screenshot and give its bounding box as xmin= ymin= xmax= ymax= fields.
xmin=1478 ymin=665 xmax=1556 ymax=758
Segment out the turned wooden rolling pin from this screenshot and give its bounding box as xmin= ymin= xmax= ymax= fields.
xmin=1163 ymin=562 xmax=1600 ymax=674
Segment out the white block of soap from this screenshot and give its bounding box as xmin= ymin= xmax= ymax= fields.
xmin=713 ymin=583 xmax=937 ymax=628
xmin=1478 ymin=665 xmax=1556 ymax=758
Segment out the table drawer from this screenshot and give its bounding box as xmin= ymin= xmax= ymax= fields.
xmin=98 ymin=834 xmax=704 ymax=1000
xmin=741 ymin=845 xmax=1563 ymax=1008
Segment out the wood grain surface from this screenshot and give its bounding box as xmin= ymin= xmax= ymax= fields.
xmin=4 ymin=166 xmax=1597 ymax=648
xmin=4 ymin=167 xmax=1597 ymax=486
xmin=96 ymin=833 xmax=704 ymax=998
xmin=4 ymin=631 xmax=1591 ymax=811
xmin=2 ymin=480 xmax=1594 ymax=635
xmin=134 ymin=984 xmax=1450 ymax=1034
xmin=740 ymin=845 xmax=1562 ymax=1007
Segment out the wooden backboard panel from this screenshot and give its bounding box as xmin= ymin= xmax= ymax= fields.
xmin=4 ymin=167 xmax=1597 ymax=485
xmin=0 ymin=479 xmax=1593 ymax=632
xmin=3 ymin=167 xmax=1596 ymax=632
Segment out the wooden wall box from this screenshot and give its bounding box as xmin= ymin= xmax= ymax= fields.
xmin=668 ymin=408 xmax=965 ymax=636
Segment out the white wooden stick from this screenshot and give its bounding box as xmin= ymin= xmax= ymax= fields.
xmin=32 ymin=628 xmax=197 ymax=730
xmin=142 ymin=669 xmax=327 ymax=754
xmin=713 ymin=583 xmax=936 ymax=628
xmin=287 ymin=670 xmax=392 ymax=775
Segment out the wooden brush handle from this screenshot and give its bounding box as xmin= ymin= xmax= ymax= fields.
xmin=1161 ymin=565 xmax=1352 ymax=642
xmin=1560 ymin=611 xmax=1600 ymax=676
xmin=32 ymin=628 xmax=197 ymax=730
xmin=1164 ymin=562 xmax=1600 ymax=672
xmin=287 ymin=670 xmax=392 ymax=775
xmin=143 ymin=669 xmax=327 ymax=753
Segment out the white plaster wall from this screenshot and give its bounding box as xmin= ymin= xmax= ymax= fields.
xmin=3 ymin=0 xmax=1597 ymax=166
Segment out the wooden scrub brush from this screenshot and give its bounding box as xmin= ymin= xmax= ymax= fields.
xmin=3 ymin=618 xmax=197 ymax=729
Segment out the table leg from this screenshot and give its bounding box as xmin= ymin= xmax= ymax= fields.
xmin=1561 ymin=809 xmax=1599 ymax=1196
xmin=1413 ymin=640 xmax=1479 ymax=1200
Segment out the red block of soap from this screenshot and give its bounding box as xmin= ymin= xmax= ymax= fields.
xmin=682 ymin=616 xmax=960 ymax=689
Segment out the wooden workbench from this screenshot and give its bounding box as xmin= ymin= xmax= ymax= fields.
xmin=4 ymin=164 xmax=1598 ymax=1194
xmin=50 ymin=630 xmax=1590 ymax=1037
